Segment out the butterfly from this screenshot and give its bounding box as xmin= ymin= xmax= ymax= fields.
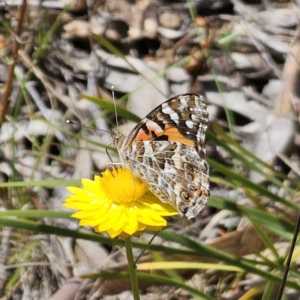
xmin=111 ymin=93 xmax=209 ymax=219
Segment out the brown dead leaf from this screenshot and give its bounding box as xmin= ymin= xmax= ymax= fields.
xmin=48 ymin=277 xmax=84 ymax=300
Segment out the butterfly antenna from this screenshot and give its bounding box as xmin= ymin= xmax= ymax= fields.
xmin=66 ymin=119 xmax=109 ymax=134
xmin=111 ymin=86 xmax=119 ymax=134
xmin=66 ymin=119 xmax=115 ymax=163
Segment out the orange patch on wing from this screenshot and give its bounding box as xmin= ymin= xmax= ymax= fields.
xmin=164 ymin=126 xmax=194 ymax=147
xmin=136 ymin=122 xmax=194 ymax=147
xmin=136 ymin=120 xmax=164 ymax=142
xmin=195 ymin=189 xmax=203 ymax=196
xmin=136 ymin=129 xmax=152 ymax=142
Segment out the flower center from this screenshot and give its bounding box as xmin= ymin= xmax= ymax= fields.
xmin=102 ymin=168 xmax=147 ymax=204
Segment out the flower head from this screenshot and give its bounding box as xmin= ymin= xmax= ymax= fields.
xmin=64 ymin=168 xmax=178 ymax=238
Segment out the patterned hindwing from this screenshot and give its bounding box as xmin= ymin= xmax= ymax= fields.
xmin=125 ymin=140 xmax=210 ymax=219
xmin=122 ymin=93 xmax=208 ymax=158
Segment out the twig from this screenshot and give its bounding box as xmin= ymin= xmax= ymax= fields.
xmin=0 ymin=0 xmax=27 ymax=125
xmin=0 ymin=227 xmax=12 ymax=295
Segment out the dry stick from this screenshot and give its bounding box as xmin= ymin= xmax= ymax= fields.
xmin=275 ymin=211 xmax=300 ymax=300
xmin=0 ymin=0 xmax=27 ymax=126
xmin=0 ymin=227 xmax=12 ymax=295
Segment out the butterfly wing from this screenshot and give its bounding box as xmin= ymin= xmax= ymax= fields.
xmin=127 ymin=140 xmax=209 ymax=219
xmin=122 ymin=93 xmax=208 ymax=158
xmin=119 ymin=93 xmax=209 ymax=219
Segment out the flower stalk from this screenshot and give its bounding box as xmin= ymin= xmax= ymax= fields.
xmin=125 ymin=237 xmax=140 ymax=300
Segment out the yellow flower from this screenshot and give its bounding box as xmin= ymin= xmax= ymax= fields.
xmin=64 ymin=168 xmax=178 ymax=238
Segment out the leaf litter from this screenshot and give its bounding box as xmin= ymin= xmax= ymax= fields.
xmin=1 ymin=0 xmax=300 ymax=299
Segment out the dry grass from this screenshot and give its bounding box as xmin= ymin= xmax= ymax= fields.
xmin=1 ymin=0 xmax=300 ymax=299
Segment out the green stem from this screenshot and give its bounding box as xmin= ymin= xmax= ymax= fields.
xmin=124 ymin=237 xmax=140 ymax=300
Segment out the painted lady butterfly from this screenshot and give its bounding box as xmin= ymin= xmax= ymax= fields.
xmin=111 ymin=93 xmax=209 ymax=219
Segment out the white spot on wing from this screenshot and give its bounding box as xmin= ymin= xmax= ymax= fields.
xmin=186 ymin=120 xmax=193 ymax=128
xmin=179 ymin=96 xmax=188 ymax=106
xmin=162 ymin=105 xmax=179 ymax=121
xmin=162 ymin=105 xmax=176 ymax=115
